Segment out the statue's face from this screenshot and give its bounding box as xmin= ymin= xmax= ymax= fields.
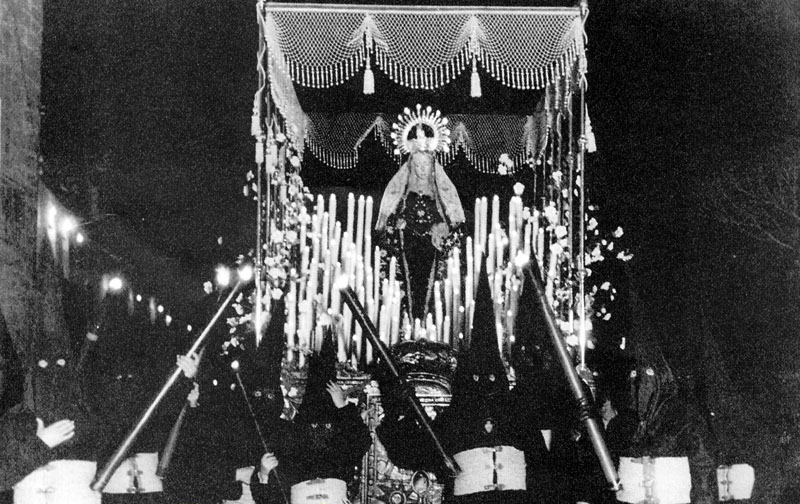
xmin=410 ymin=153 xmax=433 ymax=180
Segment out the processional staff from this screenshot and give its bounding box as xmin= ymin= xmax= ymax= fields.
xmin=338 ymin=278 xmax=459 ymax=477
xmin=91 ymin=278 xmax=251 ymax=492
xmin=522 ymin=263 xmax=621 ymax=491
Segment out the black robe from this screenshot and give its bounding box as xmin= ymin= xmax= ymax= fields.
xmin=250 ymin=404 xmax=371 ymax=504
xmin=624 ymin=395 xmax=717 ymax=504
xmin=378 ymin=389 xmax=549 ymax=504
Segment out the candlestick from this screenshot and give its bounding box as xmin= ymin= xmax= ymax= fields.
xmin=480 ymin=196 xmax=488 ymax=249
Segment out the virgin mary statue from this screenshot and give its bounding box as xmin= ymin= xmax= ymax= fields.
xmin=376 ymin=107 xmax=465 ymax=323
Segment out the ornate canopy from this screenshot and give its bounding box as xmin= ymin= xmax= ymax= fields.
xmin=256 ymin=2 xmax=588 ymax=174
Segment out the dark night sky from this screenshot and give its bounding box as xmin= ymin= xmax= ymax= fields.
xmin=39 ymin=0 xmax=800 ymax=478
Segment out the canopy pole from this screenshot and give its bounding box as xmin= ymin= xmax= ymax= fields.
xmin=576 ymin=0 xmax=590 ymax=373
xmin=254 ymin=0 xmax=269 ymax=346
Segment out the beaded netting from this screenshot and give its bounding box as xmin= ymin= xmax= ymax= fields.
xmin=262 ymin=5 xmax=584 ymax=167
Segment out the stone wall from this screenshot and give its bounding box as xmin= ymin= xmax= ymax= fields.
xmin=1 ymin=0 xmax=68 ymax=374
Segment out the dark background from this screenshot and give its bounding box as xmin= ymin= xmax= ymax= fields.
xmin=38 ymin=0 xmax=800 ymax=500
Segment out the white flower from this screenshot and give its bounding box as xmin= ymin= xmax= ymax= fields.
xmin=56 ymin=359 xmax=66 ymax=367
xmin=600 ymin=281 xmax=611 ymax=291
xmin=513 ymin=182 xmax=525 ymax=196
xmin=613 ymin=226 xmax=624 ymax=238
xmin=290 ymin=156 xmax=301 ymax=168
xmin=554 ymin=225 xmax=568 ymax=239
xmin=275 ymin=132 xmax=286 ymax=143
xmin=607 ymin=241 xmax=615 ymax=251
xmin=271 ymin=229 xmax=284 ymax=243
xmin=203 ymin=281 xmax=213 ymax=295
xmin=551 ymin=170 xmax=563 ymax=186
xmin=497 ymin=165 xmax=508 ymax=176
xmin=246 ymin=170 xmax=254 ymax=181
xmin=616 ymin=251 xmax=634 ymax=262
xmin=543 ymin=203 xmax=558 ymax=225
xmin=268 ymin=267 xmax=286 ymax=279
xmin=271 ymin=288 xmax=283 ymax=299
xmin=587 ymin=217 xmax=598 ymax=231
xmin=38 ymin=360 xmax=48 ymax=368
xmin=499 ymin=153 xmax=512 ymax=165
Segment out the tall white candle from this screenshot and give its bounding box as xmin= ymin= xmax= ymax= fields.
xmin=480 ymin=196 xmax=488 ymax=249
xmin=328 ymin=194 xmax=337 ymax=244
xmin=346 ymin=193 xmax=355 ymax=248
xmin=356 ymin=195 xmax=365 ymax=259
xmin=487 ymin=233 xmax=496 ymax=276
xmin=491 ymin=195 xmax=500 ymax=237
xmin=434 ymin=281 xmax=443 ymax=342
xmin=391 ymin=291 xmax=401 ymax=345
xmin=379 ymin=304 xmax=390 ymax=347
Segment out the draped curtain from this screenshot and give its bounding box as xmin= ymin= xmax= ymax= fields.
xmin=258 ymin=3 xmax=585 ymax=174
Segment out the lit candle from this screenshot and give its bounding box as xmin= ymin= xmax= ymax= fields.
xmin=331 ymin=264 xmax=342 ymax=316
xmin=322 ymin=249 xmax=332 ymax=312
xmin=443 ymin=314 xmax=451 ymax=346
xmin=444 ymin=275 xmax=452 ymax=341
xmin=301 ymin=246 xmax=310 ymax=277
xmin=509 ymin=227 xmax=518 ymax=267
xmin=379 ymin=299 xmax=390 ymax=347
xmin=321 ymin=212 xmax=329 ymax=261
xmin=316 ymin=194 xmax=325 ymax=224
xmin=311 ymin=216 xmax=321 ymax=267
xmin=332 ymin=222 xmax=342 ymax=268
xmin=346 ymin=193 xmax=355 ymax=248
xmin=537 ymin=228 xmax=545 ymax=273
xmin=356 ymin=195 xmax=365 ymax=259
xmin=480 ymin=196 xmax=488 ymax=249
xmin=491 ymin=195 xmax=500 ymax=237
xmin=452 ymin=248 xmax=462 ymax=343
xmin=487 ymin=233 xmax=496 ymax=276
xmin=472 ymin=197 xmax=481 ymax=248
xmin=524 ymin=221 xmax=532 ymax=260
xmin=366 ymin=299 xmax=375 ymax=365
xmin=434 ymin=281 xmax=443 ymax=342
xmin=328 ymin=194 xmax=337 ymax=244
xmin=390 ymin=291 xmax=401 ymax=345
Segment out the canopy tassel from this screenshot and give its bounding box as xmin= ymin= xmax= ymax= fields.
xmin=363 ymin=29 xmax=375 ymax=95
xmin=364 ymin=57 xmax=375 ymax=95
xmin=470 ymin=56 xmax=481 ymax=98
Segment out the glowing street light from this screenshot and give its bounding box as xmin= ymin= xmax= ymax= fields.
xmin=238 ymin=263 xmax=254 ymax=282
xmin=215 ymin=266 xmax=232 ymax=288
xmin=108 ymin=276 xmax=124 ymax=292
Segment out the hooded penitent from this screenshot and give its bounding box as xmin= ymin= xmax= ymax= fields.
xmin=165 ymin=292 xmax=288 ymax=504
xmin=251 ymin=318 xmax=372 ymax=504
xmin=451 ymin=269 xmax=508 ymax=403
xmin=295 ymin=320 xmax=337 ymax=425
xmin=618 ymin=290 xmax=718 ymax=504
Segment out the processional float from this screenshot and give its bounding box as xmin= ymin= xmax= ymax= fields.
xmin=94 ymin=0 xmax=622 ymax=500
xmin=248 ymin=0 xmax=620 ymax=498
